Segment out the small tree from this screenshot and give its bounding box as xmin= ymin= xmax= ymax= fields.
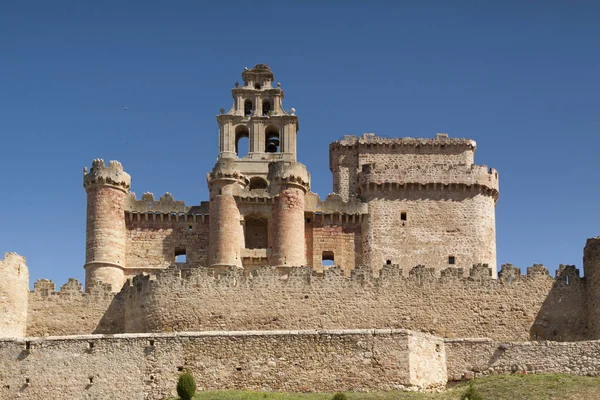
xmin=176 ymin=370 xmax=197 ymax=400
xmin=331 ymin=393 xmax=348 ymax=400
xmin=460 ymin=381 xmax=484 ymax=400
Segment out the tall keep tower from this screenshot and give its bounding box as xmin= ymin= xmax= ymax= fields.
xmin=83 ymin=159 xmax=131 ymax=291
xmin=207 ymin=64 xmax=309 ymax=270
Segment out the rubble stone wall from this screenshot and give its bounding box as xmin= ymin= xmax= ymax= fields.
xmin=445 ymin=337 xmax=600 ymax=381
xmin=0 ymin=329 xmax=445 ymax=400
xmin=122 ymin=264 xmax=587 ymax=342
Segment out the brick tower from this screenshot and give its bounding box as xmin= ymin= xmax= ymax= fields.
xmin=83 ymin=159 xmax=131 ymax=291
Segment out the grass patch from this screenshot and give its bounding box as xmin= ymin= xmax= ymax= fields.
xmin=169 ymin=374 xmax=600 ymax=400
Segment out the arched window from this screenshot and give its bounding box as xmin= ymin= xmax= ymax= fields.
xmin=249 ymin=177 xmax=268 ymax=190
xmin=262 ymin=99 xmax=271 ymax=116
xmin=235 ymin=125 xmax=250 ymax=157
xmin=244 ymin=99 xmax=253 ymax=117
xmin=245 ymin=216 xmax=268 ymax=249
xmin=265 ymin=126 xmax=280 ymax=153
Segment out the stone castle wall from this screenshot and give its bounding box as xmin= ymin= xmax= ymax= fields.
xmin=26 ymin=279 xmax=123 ymax=338
xmin=125 ymin=211 xmax=210 ymax=270
xmin=306 ymin=216 xmax=362 ymax=274
xmin=121 ymin=264 xmax=587 ymax=342
xmin=0 ymin=329 xmax=446 ymax=400
xmin=0 ymin=253 xmax=29 ymax=338
xmin=362 ymin=191 xmax=497 ymax=275
xmin=446 ymin=338 xmax=600 ymax=381
xmin=4 ymin=329 xmax=600 ymax=400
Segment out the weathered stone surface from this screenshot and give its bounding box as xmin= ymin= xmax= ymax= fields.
xmin=0 ymin=329 xmax=446 ymax=399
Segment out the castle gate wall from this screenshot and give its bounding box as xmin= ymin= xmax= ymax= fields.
xmin=122 ymin=265 xmax=587 ymax=342
xmin=363 ymin=190 xmax=497 ymax=276
xmin=0 ymin=329 xmax=446 ymax=400
xmin=125 ymin=212 xmax=210 ymax=270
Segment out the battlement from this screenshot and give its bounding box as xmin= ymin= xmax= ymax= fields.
xmin=267 ymin=161 xmax=310 ymax=192
xmin=305 ymin=192 xmax=368 ymax=215
xmin=126 ymin=262 xmax=567 ymax=292
xmin=125 ymin=191 xmax=189 ymax=213
xmin=357 ymin=163 xmax=499 ymax=199
xmin=331 ymin=133 xmax=477 ymax=150
xmin=32 ymin=278 xmax=114 ymax=297
xmin=83 ymin=158 xmax=131 ymax=191
xmin=207 ymin=158 xmax=249 ymax=186
xmin=0 ymin=252 xmax=27 ymax=270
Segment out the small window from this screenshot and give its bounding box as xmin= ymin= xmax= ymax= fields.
xmin=306 ymin=218 xmax=311 ymax=223
xmin=448 ymin=256 xmax=455 ymax=265
xmin=400 ymin=212 xmax=407 ymax=221
xmin=188 ymin=225 xmax=193 ymax=231
xmin=322 ymin=251 xmax=334 ymax=267
xmin=386 ymin=259 xmax=392 ymax=265
xmin=175 ymin=248 xmax=186 ymax=263
xmin=255 ymin=83 xmax=261 ymax=90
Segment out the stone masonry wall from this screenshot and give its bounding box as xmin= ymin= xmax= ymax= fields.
xmin=363 ymin=191 xmax=497 ymax=276
xmin=122 ymin=264 xmax=587 ymax=342
xmin=125 ymin=212 xmax=210 ymax=269
xmin=0 ymin=329 xmax=446 ymax=400
xmin=307 ymin=218 xmax=362 ymax=274
xmin=0 ymin=253 xmax=29 ymax=338
xmin=26 ymin=279 xmax=123 ymax=337
xmin=445 ymin=337 xmax=600 ymax=381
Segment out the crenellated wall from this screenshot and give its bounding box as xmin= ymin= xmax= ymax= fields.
xmin=121 ymin=263 xmax=587 ymax=341
xmin=26 ymin=278 xmax=123 ymax=338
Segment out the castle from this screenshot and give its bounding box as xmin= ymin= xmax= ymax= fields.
xmin=3 ymin=64 xmax=600 ymax=399
xmin=82 ymin=63 xmax=499 ymax=292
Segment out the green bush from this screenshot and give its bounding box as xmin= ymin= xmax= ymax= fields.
xmin=176 ymin=370 xmax=197 ymax=400
xmin=331 ymin=393 xmax=348 ymax=400
xmin=460 ymin=382 xmax=484 ymax=400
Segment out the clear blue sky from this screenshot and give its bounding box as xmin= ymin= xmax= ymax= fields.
xmin=1 ymin=1 xmax=599 ymax=287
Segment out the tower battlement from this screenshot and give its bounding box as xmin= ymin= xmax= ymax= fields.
xmin=330 ymin=133 xmax=477 ymax=151
xmin=357 ymin=163 xmax=499 ymax=200
xmin=83 ymin=158 xmax=131 ymax=192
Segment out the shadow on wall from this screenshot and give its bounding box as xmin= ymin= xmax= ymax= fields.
xmin=529 ymin=265 xmax=588 ymax=341
xmin=94 ymin=290 xmax=126 ymax=334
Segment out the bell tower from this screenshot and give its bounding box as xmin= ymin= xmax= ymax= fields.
xmin=216 ymin=64 xmax=300 ymax=167
xmin=208 ymin=64 xmax=310 ymax=271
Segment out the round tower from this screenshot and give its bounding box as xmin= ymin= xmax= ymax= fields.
xmin=0 ymin=252 xmax=29 ymax=338
xmin=207 ymin=158 xmax=248 ymax=270
xmin=83 ymin=159 xmax=131 ymax=291
xmin=268 ymin=161 xmax=310 ymax=268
